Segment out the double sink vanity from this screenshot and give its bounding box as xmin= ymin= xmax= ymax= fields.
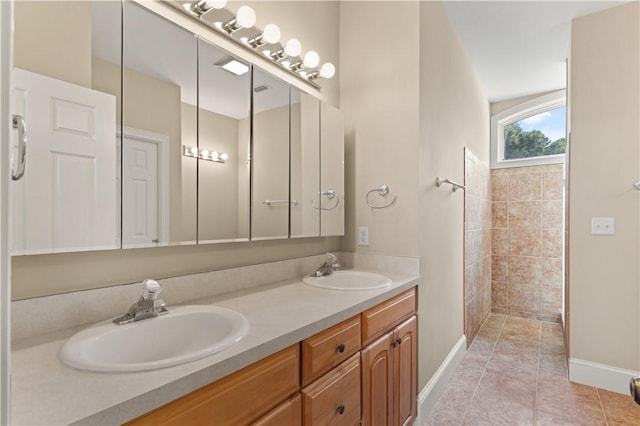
xmin=11 ymin=256 xmax=420 ymax=425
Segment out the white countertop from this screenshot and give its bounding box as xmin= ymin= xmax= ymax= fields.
xmin=11 ymin=270 xmax=419 ymax=425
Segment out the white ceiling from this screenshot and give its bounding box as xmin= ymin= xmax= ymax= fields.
xmin=442 ymin=1 xmax=625 ymax=102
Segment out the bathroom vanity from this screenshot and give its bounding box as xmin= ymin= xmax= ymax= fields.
xmin=10 ymin=261 xmax=419 ymax=425
xmin=125 ymin=288 xmax=416 ymax=426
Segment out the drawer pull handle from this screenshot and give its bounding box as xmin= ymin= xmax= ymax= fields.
xmin=337 ymin=343 xmax=345 ymax=353
xmin=391 ymin=338 xmax=402 ymax=348
xmin=337 ymin=404 xmax=345 ymax=415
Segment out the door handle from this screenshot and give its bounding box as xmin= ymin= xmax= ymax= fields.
xmin=11 ymin=114 xmax=27 ymax=180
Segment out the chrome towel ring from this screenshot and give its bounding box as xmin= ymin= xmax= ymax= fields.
xmin=366 ymin=184 xmax=397 ymax=209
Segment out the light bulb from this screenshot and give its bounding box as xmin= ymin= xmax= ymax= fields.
xmin=236 ymin=5 xmax=256 ymax=28
xmin=220 ymin=153 xmax=229 ymax=161
xmin=303 ymin=51 xmax=320 ymax=68
xmin=201 ymin=149 xmax=209 ymax=158
xmin=211 ymin=151 xmax=219 ymax=160
xmin=319 ymin=62 xmax=335 ymax=78
xmin=190 ymin=146 xmax=198 ymax=156
xmin=204 ymin=0 xmax=227 ymax=9
xmin=284 ymin=38 xmax=302 ymax=57
xmin=262 ymin=24 xmax=281 ymax=44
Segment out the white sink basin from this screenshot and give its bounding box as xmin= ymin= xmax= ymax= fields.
xmin=60 ymin=305 xmax=249 ymax=373
xmin=303 ymin=270 xmax=392 ymax=291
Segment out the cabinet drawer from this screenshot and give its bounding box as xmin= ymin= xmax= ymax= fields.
xmin=125 ymin=345 xmax=300 ymax=426
xmin=362 ymin=289 xmax=416 ymax=346
xmin=252 ymin=394 xmax=302 ymax=426
xmin=302 ymin=315 xmax=361 ymax=386
xmin=301 ymin=353 xmax=361 ymax=426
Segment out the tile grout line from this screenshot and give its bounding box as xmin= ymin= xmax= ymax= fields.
xmin=595 ymin=388 xmax=610 ymax=426
xmin=458 ymin=314 xmax=507 ymax=426
xmin=532 ymin=320 xmax=542 ymax=425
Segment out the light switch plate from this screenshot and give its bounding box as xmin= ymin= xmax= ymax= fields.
xmin=591 ymin=218 xmax=615 ymax=235
xmin=358 ymin=227 xmax=369 ymax=246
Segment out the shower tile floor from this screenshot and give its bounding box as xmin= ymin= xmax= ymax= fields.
xmin=425 ymin=314 xmax=640 ymax=425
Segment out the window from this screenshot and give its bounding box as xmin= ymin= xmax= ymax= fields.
xmin=491 ymin=90 xmax=566 ymax=168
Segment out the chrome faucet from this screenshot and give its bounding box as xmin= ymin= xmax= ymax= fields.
xmin=311 ymin=252 xmax=341 ymax=277
xmin=113 ymin=279 xmax=168 ymax=325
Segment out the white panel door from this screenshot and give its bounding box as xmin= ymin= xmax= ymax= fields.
xmin=122 ymin=136 xmax=159 ymax=246
xmin=11 ymin=68 xmax=117 ymax=254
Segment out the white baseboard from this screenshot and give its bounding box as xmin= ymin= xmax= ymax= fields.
xmin=569 ymin=357 xmax=639 ymax=395
xmin=414 ymin=335 xmax=467 ymax=425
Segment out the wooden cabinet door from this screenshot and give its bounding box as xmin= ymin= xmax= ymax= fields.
xmin=361 ymin=331 xmax=394 ymax=426
xmin=394 ymin=316 xmax=417 ymax=426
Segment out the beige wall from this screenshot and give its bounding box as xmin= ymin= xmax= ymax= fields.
xmin=189 ymin=104 xmax=244 ymax=242
xmin=180 ymin=103 xmax=198 ymax=242
xmin=569 ymin=2 xmax=640 ymax=371
xmin=341 ymin=1 xmax=489 ymax=391
xmin=252 ymin=105 xmax=291 ymax=239
xmin=11 ymin=0 xmax=341 ymax=299
xmin=340 ymin=1 xmax=421 ymax=257
xmin=14 ymin=1 xmax=92 ymax=88
xmin=418 ymin=1 xmax=490 ymax=385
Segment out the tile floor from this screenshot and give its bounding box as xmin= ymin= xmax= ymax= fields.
xmin=425 ymin=314 xmax=640 ymax=425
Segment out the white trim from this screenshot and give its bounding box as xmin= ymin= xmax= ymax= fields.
xmin=569 ymin=357 xmax=640 ymax=395
xmin=0 ymin=2 xmax=12 ymax=423
xmin=491 ymin=89 xmax=567 ymax=169
xmin=118 ymin=126 xmax=170 ymax=246
xmin=414 ymin=335 xmax=467 ymax=425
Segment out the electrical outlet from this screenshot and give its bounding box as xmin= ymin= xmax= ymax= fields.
xmin=358 ymin=227 xmax=369 ymax=246
xmin=591 ymin=218 xmax=615 ymax=235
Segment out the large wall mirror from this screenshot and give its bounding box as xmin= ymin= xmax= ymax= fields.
xmin=11 ymin=1 xmax=121 ymax=254
xmin=10 ymin=0 xmax=344 ymax=256
xmin=121 ymin=1 xmax=198 ymax=248
xmin=290 ymin=88 xmax=320 ymax=238
xmin=197 ymin=39 xmax=251 ymax=243
xmin=251 ymin=68 xmax=291 ymax=240
xmin=320 ymin=102 xmax=345 ymax=236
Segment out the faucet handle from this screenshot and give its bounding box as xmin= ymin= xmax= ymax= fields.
xmin=141 ymin=279 xmax=162 ymax=300
xmin=326 ymin=252 xmax=337 ymax=264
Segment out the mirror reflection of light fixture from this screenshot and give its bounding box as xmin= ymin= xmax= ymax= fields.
xmin=222 ymin=5 xmax=256 ymax=34
xmin=183 ymin=146 xmax=228 ymax=163
xmin=247 ymin=23 xmax=281 ymax=48
xmin=215 ymin=57 xmax=249 ymax=76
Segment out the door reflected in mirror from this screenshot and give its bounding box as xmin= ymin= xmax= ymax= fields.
xmin=121 ymin=1 xmax=198 ymax=248
xmin=290 ymin=88 xmax=320 ymax=238
xmin=251 ymin=68 xmax=291 ymax=240
xmin=197 ymin=39 xmax=251 ymax=243
xmin=11 ymin=0 xmax=120 ymax=254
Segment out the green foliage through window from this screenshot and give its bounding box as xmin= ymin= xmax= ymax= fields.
xmin=504 ymin=122 xmax=566 ymax=160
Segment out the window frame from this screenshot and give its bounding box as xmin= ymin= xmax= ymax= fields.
xmin=491 ymin=90 xmax=567 ymax=169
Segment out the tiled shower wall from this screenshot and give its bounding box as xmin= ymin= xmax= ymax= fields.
xmin=464 ymin=148 xmax=492 ymax=344
xmin=491 ymin=164 xmax=564 ymax=323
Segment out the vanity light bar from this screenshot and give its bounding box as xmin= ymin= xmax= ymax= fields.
xmin=181 ymin=2 xmax=335 ymax=87
xmin=183 ymin=146 xmax=228 ymax=163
